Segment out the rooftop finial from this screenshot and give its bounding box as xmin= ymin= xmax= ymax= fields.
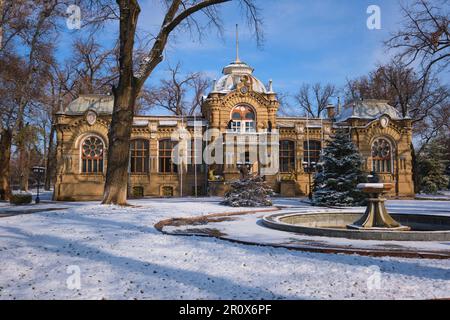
xmin=235 ymin=24 xmax=240 ymax=63
xmin=268 ymin=79 xmax=273 ymax=92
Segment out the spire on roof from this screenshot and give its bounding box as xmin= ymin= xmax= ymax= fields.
xmin=235 ymin=24 xmax=240 ymax=63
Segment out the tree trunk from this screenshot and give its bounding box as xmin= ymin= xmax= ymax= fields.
xmin=101 ymin=0 xmax=233 ymax=204
xmin=18 ymin=143 xmax=29 ymax=192
xmin=44 ymin=124 xmax=55 ymax=190
xmin=102 ymin=0 xmax=140 ymax=205
xmin=102 ymin=106 xmax=135 ymax=205
xmin=15 ymin=117 xmax=29 ymax=192
xmin=18 ymin=150 xmax=26 ymax=191
xmin=0 ymin=128 xmax=12 ymax=201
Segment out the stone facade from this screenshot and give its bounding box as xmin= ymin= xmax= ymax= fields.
xmin=53 ymin=59 xmax=414 ymax=201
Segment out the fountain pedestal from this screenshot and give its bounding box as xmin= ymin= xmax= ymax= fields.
xmin=347 ymin=183 xmax=410 ymax=231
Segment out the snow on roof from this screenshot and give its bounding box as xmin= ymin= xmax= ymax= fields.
xmin=277 ymin=120 xmax=296 ymax=128
xmin=336 ymin=99 xmax=402 ymax=122
xmin=63 ymin=94 xmax=114 ymax=115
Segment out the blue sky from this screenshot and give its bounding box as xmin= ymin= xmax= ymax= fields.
xmin=58 ymin=0 xmax=426 ymax=106
xmin=145 ymin=0 xmax=403 ymax=95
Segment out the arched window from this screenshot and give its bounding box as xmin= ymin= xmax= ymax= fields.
xmin=303 ymin=140 xmax=321 ymax=172
xmin=81 ymin=136 xmax=104 ymax=174
xmin=279 ymin=140 xmax=295 ymax=173
xmin=130 ymin=139 xmax=149 ymax=174
xmin=372 ymin=138 xmax=392 ymax=173
xmin=159 ymin=139 xmax=178 ymax=174
xmin=230 ymin=105 xmax=256 ymax=133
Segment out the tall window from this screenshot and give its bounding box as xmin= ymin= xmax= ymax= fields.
xmin=280 ymin=140 xmax=295 ymax=173
xmin=159 ymin=139 xmax=178 ymax=174
xmin=188 ymin=138 xmax=204 ymax=173
xmin=230 ymin=105 xmax=256 ymax=133
xmin=81 ymin=136 xmax=104 ymax=174
xmin=130 ymin=139 xmax=149 ymax=174
xmin=303 ymin=140 xmax=321 ymax=172
xmin=372 ymin=138 xmax=392 ymax=173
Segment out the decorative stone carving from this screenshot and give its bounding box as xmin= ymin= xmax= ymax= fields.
xmin=380 ymin=115 xmax=389 ymax=128
xmin=295 ymin=124 xmax=304 ymax=134
xmin=86 ymin=110 xmax=97 ymax=126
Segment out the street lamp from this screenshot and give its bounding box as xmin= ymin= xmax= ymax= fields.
xmin=32 ymin=166 xmax=45 ymax=204
xmin=302 ymin=161 xmax=316 ymax=200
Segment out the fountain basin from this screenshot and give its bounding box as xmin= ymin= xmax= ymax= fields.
xmin=262 ymin=212 xmax=450 ymax=241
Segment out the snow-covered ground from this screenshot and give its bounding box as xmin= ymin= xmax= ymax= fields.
xmin=162 ymin=206 xmax=450 ymax=255
xmin=0 ymin=195 xmax=449 ymax=300
xmin=415 ymin=191 xmax=450 ymax=200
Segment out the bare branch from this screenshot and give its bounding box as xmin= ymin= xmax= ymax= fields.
xmin=295 ymin=83 xmax=335 ymax=118
xmin=386 ymin=0 xmax=450 ymax=76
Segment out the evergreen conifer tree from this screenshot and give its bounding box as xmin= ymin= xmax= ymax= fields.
xmin=313 ymin=129 xmax=367 ymax=206
xmin=221 ymin=175 xmax=274 ymax=207
xmin=417 ymin=141 xmax=449 ymax=194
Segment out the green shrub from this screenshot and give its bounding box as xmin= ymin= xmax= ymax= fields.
xmin=10 ymin=193 xmax=32 ymax=205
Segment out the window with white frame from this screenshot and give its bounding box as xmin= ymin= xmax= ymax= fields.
xmin=230 ymin=105 xmax=256 ymax=133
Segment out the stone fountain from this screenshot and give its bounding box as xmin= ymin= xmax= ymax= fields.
xmin=262 ymin=182 xmax=450 ymax=241
xmin=347 ymin=183 xmax=410 ymax=231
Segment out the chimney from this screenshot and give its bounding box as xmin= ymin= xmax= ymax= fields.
xmin=326 ymin=104 xmax=335 ymax=119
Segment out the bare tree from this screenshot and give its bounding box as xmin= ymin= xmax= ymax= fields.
xmin=39 ymin=62 xmax=77 ymax=191
xmin=0 ymin=0 xmax=63 ymax=195
xmin=143 ymin=63 xmax=209 ymax=116
xmin=275 ymin=91 xmax=296 ymax=116
xmin=345 ymin=61 xmax=449 ymax=122
xmin=0 ymin=53 xmax=19 ymax=200
xmin=101 ymin=0 xmax=263 ymax=205
xmin=0 ymin=0 xmax=5 ymax=50
xmin=0 ymin=1 xmax=118 ymax=198
xmin=15 ymin=2 xmax=59 ymax=192
xmin=71 ymin=35 xmax=118 ymax=95
xmin=415 ymin=100 xmax=450 ymax=154
xmin=294 ymin=83 xmax=335 ymax=118
xmin=189 ymin=71 xmax=210 ymax=116
xmin=386 ymin=0 xmax=450 ymax=76
xmin=0 ymin=0 xmax=30 ymax=52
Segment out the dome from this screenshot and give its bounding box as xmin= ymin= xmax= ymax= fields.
xmin=213 ymin=60 xmax=269 ymax=94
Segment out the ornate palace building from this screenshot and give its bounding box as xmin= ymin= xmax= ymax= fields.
xmin=53 ymin=56 xmax=415 ymax=201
